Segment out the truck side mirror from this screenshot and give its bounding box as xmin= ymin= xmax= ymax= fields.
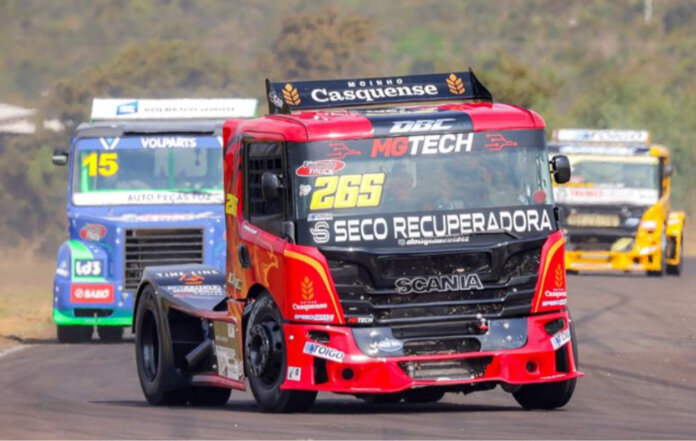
xmin=664 ymin=164 xmax=673 ymax=178
xmin=52 ymin=149 xmax=69 ymax=166
xmin=550 ymin=155 xmax=571 ymax=184
xmin=261 ymin=171 xmax=281 ymax=200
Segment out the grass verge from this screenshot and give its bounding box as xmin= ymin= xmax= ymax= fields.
xmin=0 ymin=256 xmax=55 ymax=350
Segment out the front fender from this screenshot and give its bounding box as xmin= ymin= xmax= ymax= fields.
xmin=133 ymin=264 xmax=226 ymax=332
xmin=55 ymin=240 xmax=110 ymax=282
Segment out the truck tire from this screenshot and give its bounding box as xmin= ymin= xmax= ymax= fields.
xmin=245 ymin=292 xmax=317 ymax=413
xmin=57 ymin=325 xmax=92 ymax=343
xmin=513 ymin=319 xmax=578 ymax=410
xmin=666 ymin=234 xmax=683 ymax=276
xmin=404 ymin=388 xmax=445 ymax=403
xmin=135 ymin=285 xmax=190 ymax=405
xmin=97 ymin=326 xmax=123 ymax=342
xmin=188 ymin=386 xmax=231 ymax=407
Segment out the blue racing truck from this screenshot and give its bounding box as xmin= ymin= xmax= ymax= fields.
xmin=51 ymin=99 xmax=257 ymax=342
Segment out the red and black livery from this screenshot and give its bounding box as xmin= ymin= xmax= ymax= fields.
xmin=133 ymin=71 xmax=581 ymax=412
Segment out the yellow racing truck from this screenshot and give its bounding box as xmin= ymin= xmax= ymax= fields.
xmin=548 ymin=129 xmax=685 ymax=276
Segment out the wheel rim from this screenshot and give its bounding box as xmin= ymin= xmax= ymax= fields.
xmin=140 ymin=310 xmax=159 ymax=381
xmin=246 ymin=315 xmax=284 ymax=388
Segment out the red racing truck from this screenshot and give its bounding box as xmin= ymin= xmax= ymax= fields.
xmin=133 ymin=71 xmax=582 ymax=412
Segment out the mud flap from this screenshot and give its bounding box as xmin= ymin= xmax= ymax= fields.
xmin=211 ymin=320 xmax=245 ymax=383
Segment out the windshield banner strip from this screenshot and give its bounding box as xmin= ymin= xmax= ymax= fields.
xmin=76 ymin=136 xmax=223 ymax=151
xmin=73 ymin=191 xmax=224 ymax=206
xmin=299 ymin=205 xmax=556 ymax=248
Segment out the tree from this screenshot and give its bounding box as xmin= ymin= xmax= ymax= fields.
xmin=256 ymin=8 xmax=378 ymax=82
xmin=477 ymin=52 xmax=559 ymax=109
xmin=0 ymin=130 xmax=67 ymax=252
xmin=45 ymin=40 xmax=240 ymax=130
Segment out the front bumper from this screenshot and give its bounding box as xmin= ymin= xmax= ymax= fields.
xmin=52 ymin=279 xmax=134 ymax=327
xmin=53 ymin=308 xmax=132 ymax=326
xmin=565 ymin=247 xmax=661 ymax=273
xmin=281 ymin=311 xmax=581 ymax=393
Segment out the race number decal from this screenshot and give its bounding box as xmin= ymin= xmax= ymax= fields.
xmin=310 ymin=173 xmax=385 ymax=210
xmin=82 ymin=152 xmax=119 ymax=177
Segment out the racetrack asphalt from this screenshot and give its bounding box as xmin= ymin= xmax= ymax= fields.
xmin=1 ymin=260 xmax=694 ymax=439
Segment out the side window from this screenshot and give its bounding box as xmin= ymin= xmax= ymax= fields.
xmin=244 ymin=142 xmax=286 ymax=235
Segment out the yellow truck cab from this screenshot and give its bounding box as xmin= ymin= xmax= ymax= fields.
xmin=548 ymin=129 xmax=685 ymax=276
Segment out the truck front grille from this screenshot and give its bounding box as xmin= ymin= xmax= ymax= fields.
xmin=124 ymin=228 xmax=204 ymax=290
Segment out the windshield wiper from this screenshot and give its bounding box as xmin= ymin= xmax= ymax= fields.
xmin=469 ymin=229 xmax=522 ymax=240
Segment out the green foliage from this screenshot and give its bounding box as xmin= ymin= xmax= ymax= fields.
xmin=46 ymin=40 xmax=239 ymax=130
xmin=0 ymin=130 xmax=67 ymax=252
xmin=256 ymin=8 xmax=377 ymax=81
xmin=1 ymin=1 xmax=696 ymax=255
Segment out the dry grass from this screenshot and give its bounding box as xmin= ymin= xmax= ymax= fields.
xmin=684 ymin=223 xmax=696 ymax=257
xmin=0 ymin=254 xmax=55 ymax=350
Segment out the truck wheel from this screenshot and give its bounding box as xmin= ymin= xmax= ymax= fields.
xmin=404 ymin=388 xmax=445 ymax=403
xmin=135 ymin=285 xmax=189 ymax=405
xmin=513 ymin=319 xmax=578 ymax=410
xmin=57 ymin=325 xmax=92 ymax=343
xmin=245 ymin=292 xmax=317 ymax=413
xmin=97 ymin=326 xmax=123 ymax=342
xmin=188 ymin=386 xmax=231 ymax=407
xmin=666 ymin=235 xmax=683 ymax=276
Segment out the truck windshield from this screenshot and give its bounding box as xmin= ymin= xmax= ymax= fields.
xmin=554 ymin=155 xmax=660 ymax=206
xmin=72 ymin=136 xmax=223 ymax=206
xmin=289 ymin=129 xmax=556 ymax=248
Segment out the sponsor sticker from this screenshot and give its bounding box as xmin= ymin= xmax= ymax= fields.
xmin=73 ymin=191 xmax=224 ymax=206
xmin=116 ymin=101 xmax=138 ymax=115
xmin=55 ymin=260 xmax=69 ymax=277
xmin=74 ymin=259 xmax=103 ymax=278
xmin=347 ymin=316 xmax=374 ymax=324
xmin=293 ymin=314 xmax=335 ymax=322
xmin=327 ymin=142 xmax=362 ymax=160
xmin=395 ymin=274 xmax=484 ymax=294
xmin=79 ymin=223 xmax=107 ymax=241
xmin=155 ymin=269 xmax=220 ymax=278
xmin=115 ymin=212 xmax=216 ymax=222
xmin=551 ymin=328 xmax=571 ymax=350
xmin=307 ymin=213 xmax=334 ymax=222
xmin=295 ymin=159 xmax=346 ymax=177
xmin=370 ymin=133 xmax=474 ymax=158
xmin=300 ymin=206 xmax=555 ymax=247
xmin=287 ymin=366 xmax=302 ymax=381
xmin=484 ymin=133 xmax=518 ymax=151
xmin=165 ymin=284 xmax=224 ymax=297
xmin=299 ymin=184 xmax=312 ymax=197
xmin=303 ymin=342 xmax=345 ymax=363
xmin=376 ymin=338 xmax=403 ymax=353
xmin=140 ymin=137 xmax=197 ymax=149
xmin=99 ymin=137 xmax=120 ymax=150
xmin=179 ymin=272 xmax=205 ymax=285
xmin=70 ymin=284 xmax=114 ymax=303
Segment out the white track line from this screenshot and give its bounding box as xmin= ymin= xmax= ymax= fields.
xmin=0 ymin=344 xmax=29 ymax=359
